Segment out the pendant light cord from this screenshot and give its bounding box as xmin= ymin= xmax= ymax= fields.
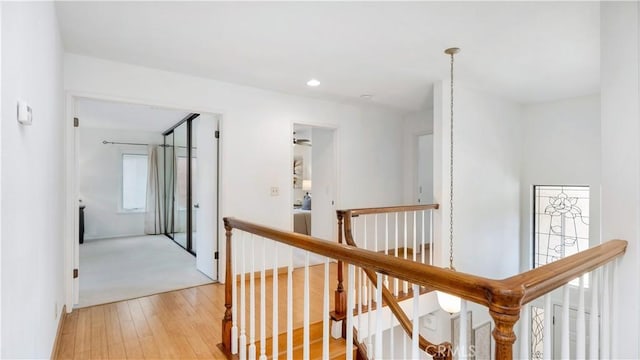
xmin=448 ymin=50 xmax=456 ymax=271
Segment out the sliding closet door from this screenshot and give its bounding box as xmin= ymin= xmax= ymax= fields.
xmin=164 ymin=132 xmax=175 ymax=239
xmin=173 ymin=122 xmax=190 ymax=250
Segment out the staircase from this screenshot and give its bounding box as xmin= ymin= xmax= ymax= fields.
xmin=220 ymin=204 xmax=627 ymax=360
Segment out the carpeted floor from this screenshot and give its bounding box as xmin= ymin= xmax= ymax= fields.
xmin=78 ymin=235 xmax=213 ymax=308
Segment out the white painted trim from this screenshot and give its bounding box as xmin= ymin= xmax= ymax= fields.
xmin=63 ymin=91 xmax=226 ymax=311
xmin=0 ymin=0 xmax=4 ymax=352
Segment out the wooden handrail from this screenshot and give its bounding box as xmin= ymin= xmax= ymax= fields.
xmin=222 ymin=217 xmax=627 ymax=360
xmin=339 ymin=203 xmax=439 ymax=217
xmin=505 ymin=239 xmax=627 ymax=304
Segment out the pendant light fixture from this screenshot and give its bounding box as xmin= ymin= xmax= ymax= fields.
xmin=436 ymin=47 xmax=462 ymax=314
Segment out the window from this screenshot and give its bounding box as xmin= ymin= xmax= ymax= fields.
xmin=533 ymin=185 xmax=590 ymax=269
xmin=122 ymin=154 xmax=148 ymax=211
xmin=529 ymin=186 xmax=590 ymax=358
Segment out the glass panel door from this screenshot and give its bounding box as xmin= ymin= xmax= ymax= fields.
xmin=173 ymin=121 xmax=189 ymax=250
xmin=164 ymin=131 xmax=175 ymax=239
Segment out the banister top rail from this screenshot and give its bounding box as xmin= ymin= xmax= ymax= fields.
xmin=504 ymin=239 xmax=627 ymax=304
xmin=224 ymin=217 xmax=627 ymax=312
xmin=338 ymin=203 xmax=439 ymax=217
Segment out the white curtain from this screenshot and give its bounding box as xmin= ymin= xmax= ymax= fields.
xmin=144 ymin=145 xmax=163 ymax=234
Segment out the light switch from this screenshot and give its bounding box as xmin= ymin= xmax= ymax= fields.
xmin=17 ymin=100 xmax=32 ymax=125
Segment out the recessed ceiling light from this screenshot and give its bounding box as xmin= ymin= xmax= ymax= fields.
xmin=306 ymin=79 xmax=320 ymax=87
xmin=360 ymin=94 xmax=373 ymax=100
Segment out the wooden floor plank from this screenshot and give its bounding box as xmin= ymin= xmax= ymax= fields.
xmin=56 ymin=263 xmax=341 ymax=360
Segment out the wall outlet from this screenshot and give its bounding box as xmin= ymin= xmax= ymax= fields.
xmin=270 ymin=187 xmax=279 ymax=196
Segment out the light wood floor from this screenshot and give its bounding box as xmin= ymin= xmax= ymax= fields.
xmin=56 ymin=263 xmax=339 ymax=359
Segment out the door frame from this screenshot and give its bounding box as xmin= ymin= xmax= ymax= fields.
xmin=63 ymin=91 xmax=224 ymax=311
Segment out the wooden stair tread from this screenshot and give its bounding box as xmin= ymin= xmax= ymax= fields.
xmin=251 ymin=321 xmax=349 ymax=359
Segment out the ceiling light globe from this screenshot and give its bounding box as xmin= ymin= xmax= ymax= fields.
xmin=437 ymin=291 xmax=461 ymax=314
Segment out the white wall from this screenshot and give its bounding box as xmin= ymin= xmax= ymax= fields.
xmin=64 ymin=54 xmax=406 ymax=284
xmin=433 ymin=81 xmax=522 ymax=278
xmin=79 ymin=127 xmax=164 ymax=239
xmin=519 ymin=94 xmax=601 ymax=270
xmin=1 ymin=2 xmax=64 ymax=358
xmin=601 ymin=3 xmax=640 ymax=358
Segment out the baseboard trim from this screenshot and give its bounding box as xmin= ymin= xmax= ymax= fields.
xmin=50 ymin=305 xmax=67 ymax=360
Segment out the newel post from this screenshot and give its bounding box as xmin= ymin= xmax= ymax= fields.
xmin=488 ymin=289 xmax=523 ymax=360
xmin=221 ymin=220 xmax=233 ymax=354
xmin=334 ymin=211 xmax=346 ymax=318
xmin=489 ymin=309 xmax=520 ymax=360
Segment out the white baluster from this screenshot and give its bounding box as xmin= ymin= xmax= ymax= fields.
xmin=421 ymin=210 xmax=426 ymax=264
xmin=384 ymin=213 xmax=389 ymax=256
xmin=412 ymin=284 xmax=420 ymax=359
xmin=389 ymin=307 xmax=394 ymax=360
xmin=384 ymin=214 xmax=389 ymax=289
xmin=249 ymin=236 xmax=256 ymax=360
xmin=576 ymin=275 xmax=586 ymax=359
xmin=413 ymin=211 xmax=417 ymax=262
xmin=561 ymin=285 xmax=570 ymax=359
xmin=611 ymin=258 xmax=620 ymax=358
xmin=403 ymin=213 xmax=408 ymax=294
xmin=374 ymin=214 xmax=379 ymax=253
xmin=346 ymin=264 xmax=355 ymax=360
xmin=602 ymin=263 xmax=611 ymax=359
xmin=272 ymin=242 xmax=279 ymax=360
xmin=589 ymin=269 xmax=599 ymax=360
xmin=358 ymin=267 xmax=363 ymax=338
xmin=323 ymin=257 xmax=330 ymax=360
xmin=362 ymin=217 xmax=368 ymax=306
xmin=259 ymin=238 xmax=267 ymax=360
xmin=520 ymin=305 xmax=530 ymax=359
xmin=231 ymin=232 xmax=238 ymax=354
xmin=394 ymin=213 xmax=399 ymax=297
xmin=304 ymin=251 xmax=310 ymax=360
xmin=366 ymin=278 xmax=372 ymax=359
xmin=375 ymin=273 xmax=383 ymax=359
xmin=460 ymin=300 xmax=468 ymax=359
xmin=429 ymin=210 xmax=434 ymax=266
xmin=239 ymin=233 xmax=247 ymax=360
xmin=543 ymin=294 xmax=551 ymax=359
xmin=287 ymin=246 xmax=293 ymax=360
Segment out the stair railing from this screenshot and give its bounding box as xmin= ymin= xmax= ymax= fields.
xmin=333 ymin=204 xmax=441 ymax=358
xmin=220 ymin=216 xmax=627 ymax=360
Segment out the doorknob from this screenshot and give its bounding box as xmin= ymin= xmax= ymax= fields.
xmin=194 ymin=203 xmax=200 ymax=208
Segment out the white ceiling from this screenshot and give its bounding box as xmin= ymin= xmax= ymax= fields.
xmin=57 ymin=2 xmax=600 ymax=112
xmin=77 ymin=97 xmax=190 ymax=132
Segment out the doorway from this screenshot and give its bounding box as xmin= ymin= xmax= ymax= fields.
xmin=292 ymin=124 xmax=337 ymax=241
xmin=416 ymin=133 xmax=434 ymax=204
xmin=69 ymin=96 xmax=220 ymax=307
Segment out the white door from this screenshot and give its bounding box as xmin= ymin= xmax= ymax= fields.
xmin=552 ymin=304 xmax=592 ymax=358
xmin=417 ymin=134 xmax=434 ymax=204
xmin=311 ymin=127 xmax=336 ymax=240
xmin=193 ymin=115 xmax=219 ymax=279
xmin=72 ymin=115 xmax=80 ymax=305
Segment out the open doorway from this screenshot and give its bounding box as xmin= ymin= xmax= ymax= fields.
xmin=73 ymin=97 xmax=219 ymax=308
xmin=416 ymin=133 xmax=434 ymax=204
xmin=292 ymin=124 xmax=337 ymax=241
